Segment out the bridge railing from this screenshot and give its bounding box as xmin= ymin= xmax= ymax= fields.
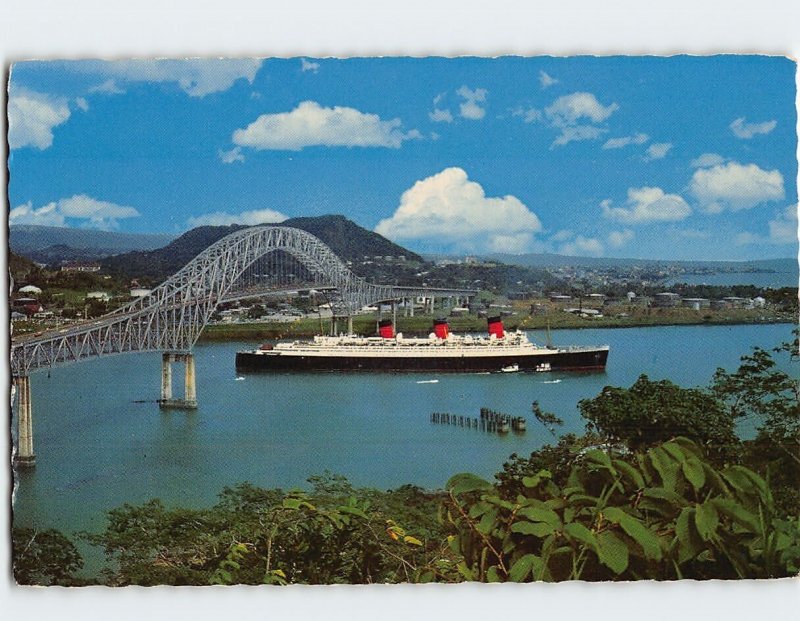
xmin=11 ymin=225 xmax=475 ymax=375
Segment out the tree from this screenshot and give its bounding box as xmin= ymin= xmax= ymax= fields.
xmin=711 ymin=330 xmax=799 ymax=515
xmin=579 ymin=375 xmax=739 ymax=460
xmin=445 ymin=438 xmax=800 ymax=582
xmin=495 ymin=433 xmax=599 ymax=499
xmin=85 ymin=478 xmax=455 ymax=586
xmin=711 ymin=331 xmax=799 ymax=455
xmin=12 ymin=527 xmax=84 ymax=585
xmin=247 ymin=304 xmax=266 ymax=319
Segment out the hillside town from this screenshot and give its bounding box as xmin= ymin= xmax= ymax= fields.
xmin=10 ymin=244 xmax=797 ymax=337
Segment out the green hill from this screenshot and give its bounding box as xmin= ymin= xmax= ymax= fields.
xmin=99 ymin=216 xmax=424 ymax=284
xmin=9 ymin=251 xmax=44 ymax=287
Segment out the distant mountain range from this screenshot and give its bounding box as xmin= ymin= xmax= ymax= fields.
xmin=9 ymin=217 xmax=423 ymax=276
xmin=9 ymin=225 xmax=176 ymax=262
xmin=98 ymin=215 xmax=424 ymax=282
xmin=482 ymin=252 xmax=798 ymax=274
xmin=9 ymin=221 xmax=796 ymax=283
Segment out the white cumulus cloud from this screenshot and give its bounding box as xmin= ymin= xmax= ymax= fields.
xmin=546 ymin=92 xmax=619 ymax=127
xmin=690 ymin=161 xmax=784 ymax=213
xmin=768 ymin=205 xmax=798 ymax=244
xmin=512 ymin=107 xmax=543 ymax=123
xmin=232 ymin=101 xmax=419 ymax=151
xmin=690 ymin=153 xmax=726 ymax=168
xmin=730 ymin=117 xmax=777 ymax=139
xmin=558 ymin=235 xmax=604 ymax=257
xmin=88 ymin=79 xmax=126 ymax=95
xmin=301 ymin=59 xmax=320 ymax=73
xmin=551 ymin=229 xmax=574 ymax=242
xmin=645 ymin=142 xmax=672 ymax=160
xmin=429 ymin=107 xmax=454 ymax=123
xmin=735 ymin=204 xmax=798 ymax=247
xmin=9 ymin=195 xmax=140 ymax=230
xmin=552 ymin=125 xmax=607 ymax=147
xmin=66 ymin=59 xmax=262 ymax=97
xmin=219 ymin=146 xmax=245 ymax=164
xmin=603 ymin=133 xmax=649 ymax=149
xmin=75 ymin=97 xmax=89 ymax=112
xmin=187 ymin=208 xmax=289 ymax=228
xmin=544 ymin=92 xmax=618 ymax=147
xmin=607 ymin=229 xmax=635 ymax=247
xmin=8 ymin=201 xmax=65 ymax=227
xmin=456 ymin=86 xmax=488 ymax=120
xmin=8 ymin=88 xmax=71 ymax=150
xmin=539 ymin=71 xmax=558 ymax=88
xmin=601 ymin=187 xmax=691 ymax=224
xmin=374 ymin=167 xmax=542 ymax=253
xmin=735 ymin=232 xmax=762 ymax=246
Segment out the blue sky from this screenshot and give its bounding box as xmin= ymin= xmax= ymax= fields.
xmin=7 ymin=56 xmax=798 ymax=261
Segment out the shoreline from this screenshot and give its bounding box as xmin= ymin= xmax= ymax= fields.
xmin=198 ymin=312 xmax=797 ymax=342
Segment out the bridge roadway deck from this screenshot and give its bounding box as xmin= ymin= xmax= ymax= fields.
xmin=11 ymin=225 xmax=476 ymax=375
xmin=11 ymin=284 xmax=477 ymax=374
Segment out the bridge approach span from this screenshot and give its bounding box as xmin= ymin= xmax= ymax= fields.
xmin=11 ymin=226 xmax=476 ymax=376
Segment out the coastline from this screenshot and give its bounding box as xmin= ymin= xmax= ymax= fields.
xmin=198 ymin=309 xmax=798 ymax=342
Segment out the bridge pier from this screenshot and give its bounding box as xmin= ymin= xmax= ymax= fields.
xmin=14 ymin=375 xmax=36 ymax=468
xmin=160 ymin=352 xmax=198 ymax=409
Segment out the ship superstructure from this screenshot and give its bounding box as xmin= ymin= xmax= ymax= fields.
xmin=235 ymin=317 xmax=609 ymax=373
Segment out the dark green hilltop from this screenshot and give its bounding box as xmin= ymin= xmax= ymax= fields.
xmin=97 ymin=215 xmax=425 ymax=282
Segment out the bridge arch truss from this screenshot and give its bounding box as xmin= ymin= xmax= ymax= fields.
xmin=11 ymin=226 xmax=472 ymax=375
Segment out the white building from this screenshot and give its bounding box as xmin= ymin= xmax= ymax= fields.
xmin=86 ymin=291 xmax=112 ymax=302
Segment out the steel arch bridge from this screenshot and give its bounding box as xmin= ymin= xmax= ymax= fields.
xmin=11 ymin=225 xmax=474 ymax=376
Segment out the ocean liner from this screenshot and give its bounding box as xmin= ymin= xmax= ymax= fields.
xmin=235 ymin=317 xmax=609 ymax=373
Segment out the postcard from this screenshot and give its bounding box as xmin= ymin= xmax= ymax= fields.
xmin=8 ymin=56 xmax=799 ymax=586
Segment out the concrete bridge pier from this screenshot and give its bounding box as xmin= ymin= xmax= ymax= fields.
xmin=160 ymin=352 xmax=198 ymax=409
xmin=14 ymin=375 xmax=36 ymax=468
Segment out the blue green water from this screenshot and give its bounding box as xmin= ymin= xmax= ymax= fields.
xmin=12 ymin=323 xmax=795 ymax=544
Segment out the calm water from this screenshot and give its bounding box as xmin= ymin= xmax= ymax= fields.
xmin=12 ymin=323 xmax=795 ymax=547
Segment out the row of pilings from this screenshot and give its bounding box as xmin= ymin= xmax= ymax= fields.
xmin=430 ymin=408 xmax=526 ymax=434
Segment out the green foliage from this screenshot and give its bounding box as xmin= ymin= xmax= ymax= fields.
xmin=9 ymin=251 xmax=44 ymax=284
xmin=12 ymin=527 xmax=84 ymax=585
xmin=85 ymin=478 xmax=457 ymax=586
xmin=711 ymin=329 xmax=800 ymax=516
xmin=579 ymin=375 xmax=739 ymax=460
xmin=712 ymin=330 xmax=799 ymax=445
xmin=531 ymin=400 xmax=564 ymax=437
xmin=444 ymin=438 xmax=800 ymax=581
xmin=495 ymin=433 xmax=600 ymax=499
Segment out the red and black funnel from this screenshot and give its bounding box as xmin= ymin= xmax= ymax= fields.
xmin=378 ymin=319 xmax=395 ymax=339
xmin=487 ymin=316 xmax=505 ymax=338
xmin=433 ymin=318 xmax=450 ymax=339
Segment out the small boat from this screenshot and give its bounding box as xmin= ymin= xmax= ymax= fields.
xmin=500 ymin=364 xmax=520 ymax=373
xmin=416 ymin=379 xmax=439 ymax=384
xmin=543 ymin=379 xmax=561 ymax=384
xmin=535 ymin=362 xmax=552 ymax=373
